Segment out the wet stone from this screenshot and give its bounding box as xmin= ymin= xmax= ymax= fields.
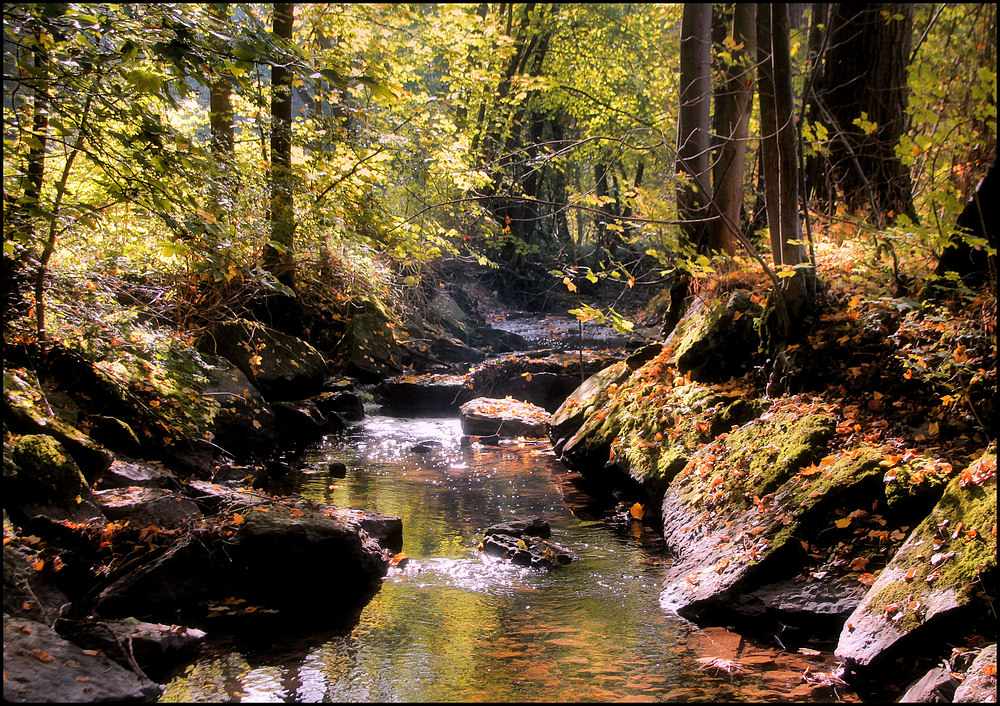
xmin=479 ymin=517 xmax=574 ymax=569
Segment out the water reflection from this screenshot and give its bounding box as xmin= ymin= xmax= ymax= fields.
xmin=160 ymin=416 xmax=858 ymax=703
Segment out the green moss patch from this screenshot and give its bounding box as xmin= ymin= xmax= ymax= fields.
xmin=10 ymin=434 xmax=90 ymax=504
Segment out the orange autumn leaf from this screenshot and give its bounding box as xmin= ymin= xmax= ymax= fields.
xmin=982 ymin=664 xmax=997 ymax=676
xmin=232 ymin=512 xmax=245 ymax=525
xmin=629 ymin=502 xmax=645 ymax=521
xmin=31 ymin=650 xmax=54 ymax=663
xmin=30 ymin=557 xmax=44 ymax=572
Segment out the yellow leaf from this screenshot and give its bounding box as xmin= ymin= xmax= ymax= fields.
xmin=835 ymin=517 xmax=852 ymax=529
xmin=562 ymin=276 xmax=577 ymax=293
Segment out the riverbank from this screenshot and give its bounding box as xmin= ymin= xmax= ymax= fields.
xmin=3 ymin=251 xmax=996 ymax=702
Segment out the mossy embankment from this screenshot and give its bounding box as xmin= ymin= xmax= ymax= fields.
xmin=548 ymin=283 xmax=996 ymax=697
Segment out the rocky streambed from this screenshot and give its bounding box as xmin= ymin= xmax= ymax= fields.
xmin=3 ymin=285 xmax=996 ymax=703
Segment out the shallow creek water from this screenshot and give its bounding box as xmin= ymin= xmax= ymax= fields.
xmin=160 ymin=415 xmax=859 ymax=703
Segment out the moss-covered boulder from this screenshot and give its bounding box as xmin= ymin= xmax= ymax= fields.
xmin=9 ymin=435 xmax=91 ymax=508
xmin=3 ymin=370 xmax=113 ymax=482
xmin=553 ymin=350 xmax=769 ymax=504
xmin=670 ymin=290 xmax=763 ymax=382
xmin=332 ymin=298 xmax=404 ymax=382
xmin=658 ymin=410 xmax=841 ymax=618
xmin=202 ymin=319 xmax=329 ymax=401
xmin=548 ymin=361 xmax=631 ymax=448
xmin=835 ymin=447 xmax=996 ymax=675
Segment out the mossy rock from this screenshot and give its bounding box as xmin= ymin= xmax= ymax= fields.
xmin=835 ymin=446 xmax=996 ymax=672
xmin=10 ymin=435 xmax=90 ymax=506
xmin=660 ymin=411 xmax=840 ymax=617
xmin=883 ymin=454 xmax=956 ymax=521
xmin=556 ymin=351 xmax=773 ymax=502
xmin=202 ymin=319 xmax=329 ymax=401
xmin=3 ymin=370 xmax=113 ymax=482
xmin=332 ymin=299 xmax=403 ymax=383
xmin=671 ymin=290 xmax=763 ymax=382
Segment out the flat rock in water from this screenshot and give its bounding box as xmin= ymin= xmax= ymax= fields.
xmin=55 ymin=617 xmax=206 ymax=680
xmin=377 ymin=373 xmax=469 ymax=415
xmin=3 ymin=615 xmax=162 ymax=703
xmin=459 ymin=397 xmax=548 ymax=438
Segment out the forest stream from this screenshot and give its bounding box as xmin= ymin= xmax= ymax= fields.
xmin=158 ymin=413 xmax=858 ymax=703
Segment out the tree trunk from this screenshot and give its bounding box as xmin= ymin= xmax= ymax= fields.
xmin=264 ymin=2 xmax=296 ymax=291
xmin=709 ymin=3 xmax=756 ymax=256
xmin=677 ymin=2 xmax=713 ymax=251
xmin=757 ymin=3 xmax=804 ymax=269
xmin=209 ymin=4 xmax=235 ymax=159
xmin=809 ymin=3 xmax=917 ymax=224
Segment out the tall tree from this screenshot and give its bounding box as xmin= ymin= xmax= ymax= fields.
xmin=807 ymin=3 xmax=917 ymax=224
xmin=264 ymin=2 xmax=296 ymax=290
xmin=208 ymin=3 xmax=235 ymax=160
xmin=757 ymin=3 xmax=805 ymax=271
xmin=676 ymin=3 xmax=713 ymax=252
xmin=708 ymin=3 xmax=756 ymax=256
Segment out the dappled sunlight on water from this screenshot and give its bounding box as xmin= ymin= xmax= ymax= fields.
xmin=160 ymin=416 xmax=860 ymax=703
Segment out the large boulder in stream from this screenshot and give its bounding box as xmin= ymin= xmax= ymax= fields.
xmin=201 ymin=319 xmax=329 ymax=401
xmin=467 ymin=350 xmax=624 ymax=412
xmin=93 ymin=483 xmax=396 ymax=618
xmin=377 ymin=373 xmax=471 ymax=415
xmin=459 ymin=397 xmax=549 ymax=438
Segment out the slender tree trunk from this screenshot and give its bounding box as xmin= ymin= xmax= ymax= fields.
xmin=23 ymin=26 xmax=49 ymax=242
xmin=757 ymin=3 xmax=804 ymax=268
xmin=209 ymin=5 xmax=235 ymax=159
xmin=709 ymin=3 xmax=756 ymax=256
xmin=264 ymin=2 xmax=296 ymax=290
xmin=677 ymin=3 xmax=713 ymax=251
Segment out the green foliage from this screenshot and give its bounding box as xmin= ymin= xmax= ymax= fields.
xmin=899 ymin=4 xmax=997 ymax=255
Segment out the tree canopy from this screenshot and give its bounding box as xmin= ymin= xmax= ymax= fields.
xmin=3 ymin=2 xmax=996 ymax=341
